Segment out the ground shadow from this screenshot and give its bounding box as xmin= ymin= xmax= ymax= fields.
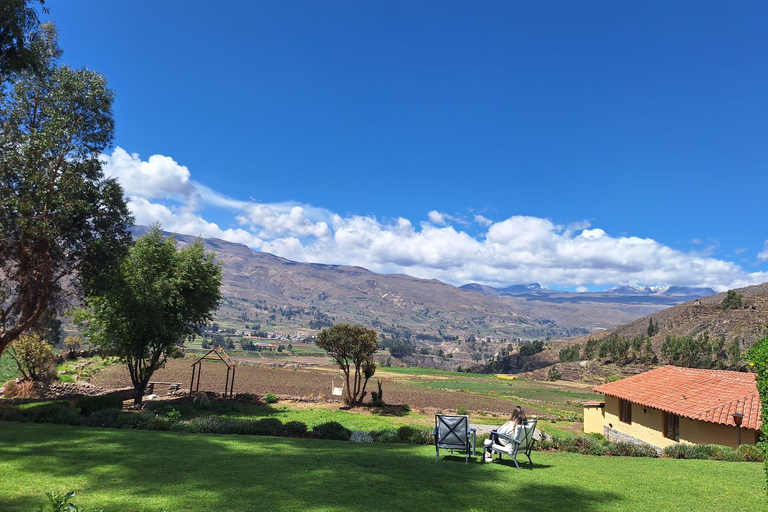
xmin=0 ymin=422 xmax=628 ymax=512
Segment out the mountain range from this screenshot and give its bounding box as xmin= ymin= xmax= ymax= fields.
xmin=460 ymin=283 xmax=715 ymax=305
xmin=136 ymin=227 xmax=719 ymax=340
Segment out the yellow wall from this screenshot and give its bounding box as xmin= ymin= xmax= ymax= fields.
xmin=601 ymin=395 xmax=759 ymax=449
xmin=583 ymin=405 xmax=605 ymax=434
xmin=680 ymin=417 xmax=759 ymax=449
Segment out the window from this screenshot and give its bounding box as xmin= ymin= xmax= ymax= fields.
xmin=663 ymin=412 xmax=680 ymax=441
xmin=619 ymin=399 xmax=632 ymax=424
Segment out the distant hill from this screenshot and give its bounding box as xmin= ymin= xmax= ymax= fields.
xmin=132 ymin=227 xmax=717 ymax=340
xmin=573 ymin=283 xmax=768 ymax=349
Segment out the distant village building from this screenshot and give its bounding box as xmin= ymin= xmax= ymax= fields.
xmin=584 ymin=366 xmax=760 ymax=450
xmin=693 ymin=299 xmax=702 ymax=306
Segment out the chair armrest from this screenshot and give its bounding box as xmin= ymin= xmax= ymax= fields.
xmin=494 ymin=431 xmax=521 ymax=445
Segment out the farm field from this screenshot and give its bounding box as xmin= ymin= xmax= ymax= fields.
xmin=0 ymin=423 xmax=763 ymax=512
xmin=91 ymin=359 xmax=596 ymax=421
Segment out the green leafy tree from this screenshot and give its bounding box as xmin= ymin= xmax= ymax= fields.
xmin=83 ymin=227 xmax=222 ymax=404
xmin=29 ymin=307 xmax=62 ymax=347
xmin=728 ymin=338 xmax=742 ymax=370
xmin=641 ymin=337 xmax=656 ymax=365
xmin=0 ymin=24 xmax=132 ymax=358
xmin=0 ymin=0 xmax=46 ymax=78
xmin=559 ymin=344 xmax=580 ymax=362
xmin=316 ymin=324 xmax=378 ymax=406
xmin=583 ymin=338 xmax=600 ymax=359
xmin=722 ymin=290 xmax=743 ymax=311
xmin=746 ymin=338 xmax=768 ymax=492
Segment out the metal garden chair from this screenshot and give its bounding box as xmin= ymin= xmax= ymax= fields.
xmin=483 ymin=419 xmax=538 ymax=469
xmin=434 ymin=414 xmax=472 ymax=464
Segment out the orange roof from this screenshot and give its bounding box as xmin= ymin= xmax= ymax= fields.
xmin=593 ymin=366 xmax=762 ymax=431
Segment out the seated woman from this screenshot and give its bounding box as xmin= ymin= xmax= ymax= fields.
xmin=483 ymin=405 xmax=526 ymax=461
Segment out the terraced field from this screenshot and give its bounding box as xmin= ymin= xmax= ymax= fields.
xmin=91 ymin=358 xmax=598 ymax=420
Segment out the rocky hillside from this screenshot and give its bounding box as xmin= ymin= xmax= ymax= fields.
xmin=573 ymin=283 xmax=768 ymax=349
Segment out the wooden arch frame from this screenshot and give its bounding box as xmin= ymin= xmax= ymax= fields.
xmin=190 ymin=347 xmax=236 ymax=399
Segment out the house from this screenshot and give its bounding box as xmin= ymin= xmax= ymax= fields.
xmin=584 ymin=366 xmax=761 ymax=450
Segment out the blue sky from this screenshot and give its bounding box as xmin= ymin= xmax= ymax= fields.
xmin=44 ymin=1 xmax=768 ymax=291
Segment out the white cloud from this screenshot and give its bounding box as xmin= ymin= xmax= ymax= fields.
xmin=102 ymin=147 xmax=196 ymax=199
xmin=758 ymin=241 xmax=768 ymax=262
xmin=103 ymin=147 xmax=768 ymax=292
xmin=474 ymin=214 xmax=493 ymax=227
xmin=428 ymin=210 xmax=447 ymax=225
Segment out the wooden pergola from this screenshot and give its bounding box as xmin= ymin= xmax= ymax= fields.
xmin=189 ymin=347 xmax=236 ymax=399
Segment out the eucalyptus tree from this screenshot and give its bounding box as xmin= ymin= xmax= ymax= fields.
xmin=0 ymin=0 xmax=46 ymax=78
xmin=0 ymin=24 xmax=132 ymax=358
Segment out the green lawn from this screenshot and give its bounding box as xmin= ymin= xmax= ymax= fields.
xmin=0 ymin=423 xmax=763 ymax=512
xmin=168 ymin=402 xmax=431 ymax=430
xmin=0 ymin=352 xmax=18 ymax=383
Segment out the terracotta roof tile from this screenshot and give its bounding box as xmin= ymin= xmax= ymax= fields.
xmin=593 ymin=366 xmax=761 ymax=431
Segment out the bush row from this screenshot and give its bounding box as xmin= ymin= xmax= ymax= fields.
xmin=537 ymin=434 xmax=659 ymax=458
xmin=0 ymin=402 xmax=435 ymax=445
xmin=537 ymin=433 xmax=764 ymax=462
xmin=662 ymin=443 xmax=764 ymax=462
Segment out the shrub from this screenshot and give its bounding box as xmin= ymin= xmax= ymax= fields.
xmin=264 ymin=393 xmax=278 ymax=404
xmin=157 ymin=403 xmax=193 ymax=417
xmin=37 ymin=490 xmax=89 ymax=512
xmin=662 ymin=443 xmax=741 ymax=461
xmin=26 ymin=402 xmax=82 ymax=426
xmin=120 ymin=411 xmax=159 ymax=430
xmin=164 ymin=407 xmax=182 ymax=424
xmin=312 ymin=421 xmax=352 ymax=441
xmin=7 ymin=334 xmax=56 ymax=381
xmin=0 ymin=404 xmax=23 ymax=422
xmin=350 ymin=430 xmax=374 ymax=443
xmin=396 ymin=425 xmax=432 ymax=445
xmin=217 ymin=417 xmax=284 ymax=436
xmin=401 ymin=404 xmax=411 ymax=412
xmin=722 ymin=290 xmax=743 ymax=311
xmin=282 ymin=420 xmax=308 ymax=438
xmin=370 ymin=428 xmax=398 ymax=443
xmin=187 ymin=416 xmax=220 ymax=434
xmin=370 ymin=380 xmax=384 ymax=407
xmin=2 ymin=380 xmax=18 ymax=398
xmin=608 ymin=441 xmax=658 ymax=458
xmin=737 ymin=444 xmax=765 ymax=462
xmin=457 ymin=406 xmax=468 ymax=416
xmin=11 ymin=379 xmax=37 ymax=398
xmin=547 ymin=366 xmax=562 ymax=381
xmin=84 ymin=408 xmax=122 ymax=428
xmin=76 ymin=393 xmax=124 ymax=416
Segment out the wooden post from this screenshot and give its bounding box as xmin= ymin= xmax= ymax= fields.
xmin=224 ymin=367 xmax=230 ymax=400
xmin=230 ymin=366 xmax=236 ymax=398
xmin=195 ymin=363 xmax=202 ymax=392
xmin=189 ymin=364 xmax=196 ymax=395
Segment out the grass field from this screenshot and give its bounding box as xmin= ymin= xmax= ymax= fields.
xmin=165 ymin=401 xmax=431 ymax=430
xmin=0 ymin=423 xmax=763 ymax=512
xmin=0 ymin=352 xmax=18 ymax=383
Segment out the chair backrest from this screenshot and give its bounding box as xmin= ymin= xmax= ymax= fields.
xmin=515 ymin=420 xmax=537 ymax=450
xmin=435 ymin=414 xmax=469 ymax=448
